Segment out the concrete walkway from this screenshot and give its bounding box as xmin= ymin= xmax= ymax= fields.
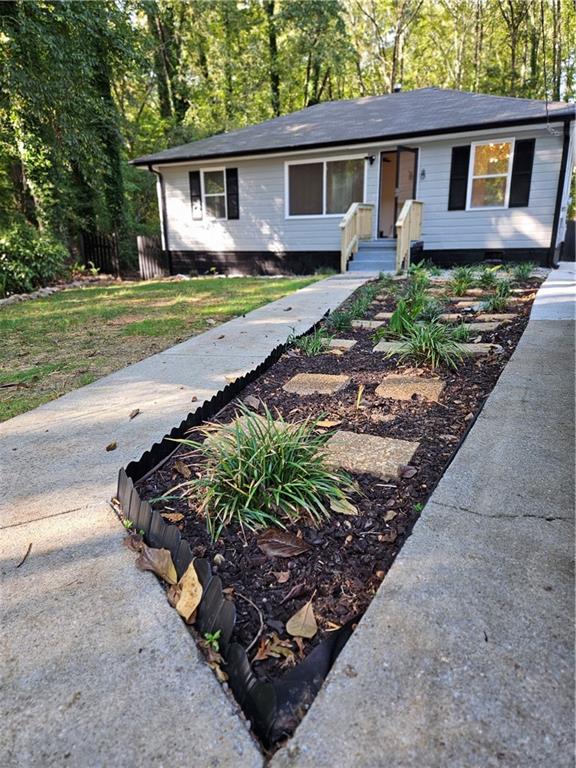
xmin=271 ymin=263 xmax=575 ymax=768
xmin=0 ymin=274 xmax=368 ymax=768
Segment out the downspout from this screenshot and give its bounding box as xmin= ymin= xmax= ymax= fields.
xmin=148 ymin=164 xmax=173 ymax=275
xmin=548 ymin=120 xmax=572 ymax=268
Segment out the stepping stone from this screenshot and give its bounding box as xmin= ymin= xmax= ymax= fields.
xmin=375 ymin=374 xmax=445 ymax=402
xmin=463 ymin=322 xmax=500 ymax=333
xmin=439 ymin=313 xmax=513 ymax=324
xmin=325 ymin=430 xmax=419 ymax=480
xmin=476 ymin=313 xmax=515 ymax=323
xmin=373 ymin=340 xmax=503 ymax=357
xmin=327 ymin=338 xmax=357 ymax=350
xmin=374 ymin=311 xmax=393 ymax=320
xmin=283 ymin=373 xmax=350 ymax=395
xmin=351 ymin=319 xmax=384 ymax=330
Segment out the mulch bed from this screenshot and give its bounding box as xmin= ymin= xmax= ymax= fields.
xmin=137 ymin=277 xmax=539 ymax=682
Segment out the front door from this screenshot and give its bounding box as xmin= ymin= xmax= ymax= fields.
xmin=378 ymin=147 xmax=418 ymax=238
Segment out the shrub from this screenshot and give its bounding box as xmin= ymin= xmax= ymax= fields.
xmin=392 ymin=321 xmax=467 ymax=369
xmin=448 ymin=265 xmax=476 ymax=296
xmin=511 ymin=261 xmax=536 ymax=282
xmin=172 ymin=405 xmax=353 ymax=540
xmin=0 ymin=221 xmax=68 ymax=296
xmin=288 ymin=326 xmax=333 ymax=356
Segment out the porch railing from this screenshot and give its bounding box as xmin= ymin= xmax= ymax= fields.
xmin=339 ymin=203 xmax=374 ymax=272
xmin=395 ymin=200 xmax=423 ymax=273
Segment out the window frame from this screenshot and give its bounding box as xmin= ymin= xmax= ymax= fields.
xmin=284 ymin=154 xmax=367 ymax=219
xmin=201 ymin=167 xmax=228 ymax=221
xmin=466 ymin=138 xmax=515 ymax=211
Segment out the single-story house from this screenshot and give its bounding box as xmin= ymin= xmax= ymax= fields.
xmin=132 ymin=87 xmax=575 ymax=275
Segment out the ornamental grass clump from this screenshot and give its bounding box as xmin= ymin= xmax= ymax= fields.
xmin=511 ymin=261 xmax=535 ymax=282
xmin=481 ymin=278 xmax=511 ymax=312
xmin=448 ymin=265 xmax=476 ymax=295
xmin=392 ymin=321 xmax=467 ymax=370
xmin=288 ymin=326 xmax=333 ymax=356
xmin=477 ymin=265 xmax=501 ymax=290
xmin=173 ymin=405 xmax=352 ymax=540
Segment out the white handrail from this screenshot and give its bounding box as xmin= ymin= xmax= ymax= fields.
xmin=395 ymin=200 xmax=423 ymax=273
xmin=339 ymin=203 xmax=374 ymax=272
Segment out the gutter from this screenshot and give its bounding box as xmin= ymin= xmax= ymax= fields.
xmin=148 ymin=165 xmax=172 ymax=274
xmin=548 ymin=120 xmax=573 ymax=268
xmin=131 ymin=112 xmax=575 ymax=168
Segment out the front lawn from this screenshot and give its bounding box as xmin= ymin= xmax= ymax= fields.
xmin=0 ymin=276 xmax=319 ymax=422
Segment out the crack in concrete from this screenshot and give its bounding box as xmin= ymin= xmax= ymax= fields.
xmin=437 ymin=500 xmax=572 ymax=523
xmin=0 ymin=503 xmax=95 ymax=531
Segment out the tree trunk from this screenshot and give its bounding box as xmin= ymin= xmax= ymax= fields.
xmin=264 ymin=0 xmax=280 ymax=116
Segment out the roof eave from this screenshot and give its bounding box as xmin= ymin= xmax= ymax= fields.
xmin=131 ymin=112 xmax=575 ymax=168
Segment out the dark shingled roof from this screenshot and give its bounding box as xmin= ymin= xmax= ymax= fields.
xmin=132 ymin=87 xmax=574 ymax=166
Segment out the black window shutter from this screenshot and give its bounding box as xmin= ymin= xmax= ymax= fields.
xmin=189 ymin=170 xmax=202 ymax=220
xmin=448 ymin=145 xmax=471 ymax=210
xmin=509 ymin=139 xmax=535 ymax=208
xmin=226 ymin=168 xmax=239 ymax=219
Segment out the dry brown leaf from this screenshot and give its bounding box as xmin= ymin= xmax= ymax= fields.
xmin=273 ymin=571 xmax=290 ymax=584
xmin=294 ymin=636 xmax=305 ymax=658
xmin=286 ymin=599 xmax=318 ymax=639
xmin=174 ymin=561 xmax=203 ymax=623
xmin=257 ymin=529 xmax=312 ymax=558
xmin=328 ymin=348 xmax=344 ymax=356
xmin=329 ymin=497 xmax=358 ymax=516
xmin=384 ymin=509 xmax=398 ymax=522
xmin=253 ymin=633 xmax=295 ymax=662
xmin=174 ymin=460 xmax=192 ymax=479
xmin=161 ymin=511 xmax=185 ymax=523
xmin=135 ymin=544 xmax=177 ymax=584
xmin=123 ymin=532 xmax=144 ymax=553
xmin=398 ymin=464 xmax=418 ymax=479
xmin=324 ymin=620 xmax=342 ymax=632
xmin=105 ymin=441 xmax=117 ymax=452
xmin=128 ymin=408 xmax=141 ymax=420
xmin=316 ymin=419 xmax=342 ymax=428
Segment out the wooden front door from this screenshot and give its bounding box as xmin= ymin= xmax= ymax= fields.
xmin=378 ymin=147 xmax=418 ymax=238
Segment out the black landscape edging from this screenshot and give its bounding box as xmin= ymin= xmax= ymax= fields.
xmin=116 ymin=335 xmax=351 ymax=747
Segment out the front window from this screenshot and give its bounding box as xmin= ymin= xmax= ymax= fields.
xmin=468 ymin=141 xmax=513 ymax=209
xmin=287 ymin=157 xmax=365 ymax=216
xmin=203 ymin=169 xmax=227 ymax=219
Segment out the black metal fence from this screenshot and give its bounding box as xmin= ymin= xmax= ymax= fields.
xmin=137 ymin=235 xmax=169 ymax=279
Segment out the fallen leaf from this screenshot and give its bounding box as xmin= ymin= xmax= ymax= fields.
xmin=135 ymin=544 xmax=177 ymax=584
xmin=128 ymin=408 xmax=141 ymax=420
xmin=161 ymin=512 xmax=184 ymax=523
xmin=283 ymin=306 xmax=292 ymax=312
xmin=105 ymin=441 xmax=117 ymax=452
xmin=123 ymin=532 xmax=144 ymax=553
xmin=384 ymin=509 xmax=398 ymax=522
xmin=174 ymin=460 xmax=192 ymax=479
xmin=273 ymin=570 xmax=290 ymax=584
xmin=174 ymin=561 xmax=203 ymax=623
xmin=324 ymin=620 xmax=342 ymax=632
xmin=253 ymin=633 xmax=295 ymax=663
xmin=191 ymin=395 xmax=198 ymax=402
xmin=328 ymin=348 xmax=344 ymax=356
xmin=257 ymin=529 xmax=312 ymax=558
xmin=217 ymin=334 xmax=225 ymax=339
xmin=243 ymin=395 xmax=260 ymax=410
xmin=330 ymin=497 xmax=358 ymax=516
xmin=294 ymin=636 xmax=305 ymax=658
xmin=286 ymin=599 xmax=318 ymax=639
xmin=280 ymin=582 xmax=308 ymax=605
xmin=398 ymin=464 xmax=418 ymax=479
xmin=316 ymin=419 xmax=342 ymax=428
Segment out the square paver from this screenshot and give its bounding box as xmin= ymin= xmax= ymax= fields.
xmin=374 ymin=311 xmax=393 ymax=320
xmin=283 ymin=373 xmax=350 ymax=395
xmin=327 ymin=338 xmax=357 ymax=350
xmin=375 ymin=374 xmax=445 ymax=402
xmin=351 ymin=319 xmax=384 ymax=330
xmin=462 ymin=322 xmax=500 ymax=333
xmin=324 ymin=430 xmax=419 ymax=479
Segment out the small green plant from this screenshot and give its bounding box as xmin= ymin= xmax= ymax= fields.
xmin=349 ymin=295 xmax=372 ymax=319
xmin=171 ymin=404 xmax=353 ymax=540
xmin=511 ymin=261 xmax=535 ymax=282
xmin=123 ymin=519 xmax=134 ymax=530
xmin=288 ymin=327 xmax=333 ymax=356
xmin=417 ymin=297 xmax=445 ymax=323
xmin=452 ymin=322 xmax=471 ymax=342
xmin=477 ymin=265 xmax=501 ymax=290
xmin=204 ymin=630 xmax=222 ymax=651
xmin=392 ymin=321 xmax=467 ymax=370
xmin=481 ymin=279 xmax=511 ymax=312
xmin=448 ymin=266 xmax=476 ymax=296
xmin=326 ymin=310 xmax=353 ymax=332
xmin=86 ymin=260 xmax=100 ymax=278
xmin=414 ymin=502 xmax=424 ymax=513
xmin=373 ymin=299 xmax=415 ymax=342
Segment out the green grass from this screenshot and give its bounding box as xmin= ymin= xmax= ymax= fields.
xmin=0 ymin=275 xmax=318 ymax=422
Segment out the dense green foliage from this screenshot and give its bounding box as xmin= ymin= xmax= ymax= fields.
xmin=1 ymin=1 xmax=574 ymax=291
xmin=173 ymin=405 xmax=353 ymax=540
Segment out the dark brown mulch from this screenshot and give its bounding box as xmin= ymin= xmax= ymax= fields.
xmin=137 ymin=278 xmax=537 ymax=680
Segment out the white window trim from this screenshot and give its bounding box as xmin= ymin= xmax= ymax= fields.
xmin=201 ymin=167 xmax=227 ymax=220
xmin=284 ymin=154 xmax=367 ymax=219
xmin=466 ymin=138 xmax=515 ymax=211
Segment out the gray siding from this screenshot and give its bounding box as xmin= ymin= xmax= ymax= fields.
xmin=158 ymin=127 xmax=564 ymax=254
xmin=417 ymin=128 xmax=564 ymax=250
